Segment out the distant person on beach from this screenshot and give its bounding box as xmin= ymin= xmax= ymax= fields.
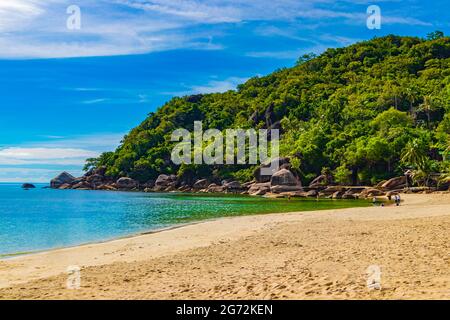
xmin=395 ymin=194 xmax=401 ymax=206
xmin=372 ymin=197 xmax=377 ymax=206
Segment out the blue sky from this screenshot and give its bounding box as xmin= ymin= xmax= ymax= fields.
xmin=0 ymin=0 xmax=449 ymax=182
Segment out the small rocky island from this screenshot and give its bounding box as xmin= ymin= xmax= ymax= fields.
xmin=49 ymin=157 xmax=424 ymax=199
xmin=21 ymin=183 xmax=36 ymax=189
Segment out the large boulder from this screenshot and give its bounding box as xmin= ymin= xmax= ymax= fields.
xmin=344 ymin=187 xmax=366 ymax=195
xmin=206 ymin=183 xmax=225 ymax=193
xmin=270 ymin=169 xmax=302 ymax=194
xmin=141 ymin=180 xmax=155 ymax=189
xmin=116 ymin=177 xmax=138 ymax=189
xmin=305 ymin=189 xmax=318 ymax=197
xmin=86 ymin=174 xmax=105 ymax=185
xmin=93 ymin=166 xmax=107 ymax=176
xmin=193 ymin=179 xmax=209 ymax=190
xmin=51 ymin=172 xmax=76 ymax=189
xmin=155 ymin=174 xmax=177 ymax=187
xmin=96 ymin=184 xmax=117 ymax=191
xmin=72 ymin=181 xmax=91 ymax=190
xmin=271 ymin=185 xmax=303 ymax=193
xmin=241 ymin=181 xmax=255 ymax=189
xmin=248 ymin=182 xmax=271 ymax=196
xmin=319 ymin=186 xmax=345 ymax=196
xmin=270 ymin=169 xmax=299 ymax=186
xmin=309 ymin=174 xmax=332 ymax=188
xmin=342 ymin=189 xmax=362 ymax=199
xmin=332 ymin=191 xmax=345 ymax=199
xmin=178 ymin=185 xmax=192 ymax=192
xmin=85 ymin=166 xmax=107 ymax=177
xmin=254 ymin=157 xmax=291 ymax=182
xmin=359 ymin=188 xmax=386 ymax=198
xmin=381 ymin=176 xmax=407 ymax=190
xmin=223 ymin=181 xmax=242 ymax=191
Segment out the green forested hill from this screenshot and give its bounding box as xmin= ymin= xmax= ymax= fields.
xmin=86 ymin=34 xmax=450 ymax=187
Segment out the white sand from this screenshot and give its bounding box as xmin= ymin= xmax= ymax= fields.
xmin=0 ymin=193 xmax=449 ymax=299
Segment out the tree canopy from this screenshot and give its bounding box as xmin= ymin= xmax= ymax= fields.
xmin=88 ymin=35 xmax=450 ymax=186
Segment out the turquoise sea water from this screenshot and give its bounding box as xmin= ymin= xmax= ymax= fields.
xmin=0 ymin=183 xmax=370 ymax=256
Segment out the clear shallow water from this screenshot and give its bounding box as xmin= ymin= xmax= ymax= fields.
xmin=0 ymin=183 xmax=370 ymax=256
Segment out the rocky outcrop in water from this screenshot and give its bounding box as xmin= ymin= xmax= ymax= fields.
xmin=50 ymin=172 xmax=76 ymax=189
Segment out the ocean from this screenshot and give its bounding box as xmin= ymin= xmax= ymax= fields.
xmin=0 ymin=183 xmax=369 ymax=256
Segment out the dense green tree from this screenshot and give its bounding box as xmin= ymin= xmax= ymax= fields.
xmin=401 ymin=138 xmax=428 ymax=169
xmin=86 ymin=35 xmax=450 ymax=186
xmin=427 ymin=31 xmax=445 ymax=41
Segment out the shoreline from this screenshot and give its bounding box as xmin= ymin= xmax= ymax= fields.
xmin=1 ymin=193 xmax=449 ymax=299
xmin=0 ymin=221 xmax=200 ymax=261
xmin=0 ymin=196 xmax=372 ymax=260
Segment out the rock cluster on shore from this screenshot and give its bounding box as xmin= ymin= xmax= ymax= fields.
xmin=49 ymin=159 xmax=446 ymax=199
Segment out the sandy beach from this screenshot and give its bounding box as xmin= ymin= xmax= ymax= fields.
xmin=0 ymin=193 xmax=449 ymax=300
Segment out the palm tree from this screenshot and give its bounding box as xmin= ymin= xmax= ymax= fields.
xmin=384 ymin=79 xmax=402 ymax=110
xmin=438 ymin=138 xmax=450 ymax=188
xmin=438 ymin=172 xmax=450 ymax=188
xmin=404 ymin=85 xmax=419 ymax=120
xmin=418 ymin=95 xmax=437 ymax=129
xmin=443 ymin=137 xmax=450 ymax=161
xmin=412 ymin=161 xmax=433 ymax=187
xmin=401 ymin=139 xmax=428 ymax=169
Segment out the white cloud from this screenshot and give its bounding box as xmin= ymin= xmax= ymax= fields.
xmin=382 ymin=16 xmax=432 ymax=26
xmin=0 ymin=168 xmax=73 ymax=183
xmin=82 ymin=98 xmax=109 ymax=104
xmin=0 ymin=0 xmax=46 ymax=32
xmin=166 ymin=76 xmax=249 ymax=95
xmin=116 ymin=0 xmax=242 ymax=23
xmin=33 ymin=133 xmax=124 ymax=150
xmin=189 ymin=76 xmax=249 ymax=94
xmin=0 ymin=147 xmax=99 ymax=165
xmin=0 ymin=133 xmax=124 ymax=182
xmin=246 ymin=44 xmax=329 ymax=59
xmin=0 ymin=0 xmax=432 ymax=59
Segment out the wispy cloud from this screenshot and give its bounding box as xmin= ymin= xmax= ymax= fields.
xmin=26 ymin=133 xmax=124 ymax=151
xmin=0 ymin=0 xmax=47 ymax=32
xmin=246 ymin=44 xmax=330 ymax=59
xmin=189 ymin=76 xmax=249 ymax=94
xmin=0 ymin=0 xmax=433 ymax=59
xmin=0 ymin=133 xmax=124 ymax=182
xmin=166 ymin=76 xmax=249 ymax=95
xmin=0 ymin=168 xmax=68 ymax=183
xmin=0 ymin=147 xmax=99 ymax=166
xmin=82 ymin=98 xmax=109 ymax=104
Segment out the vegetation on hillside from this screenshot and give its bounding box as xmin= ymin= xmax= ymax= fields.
xmin=85 ymin=34 xmax=450 ymax=187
